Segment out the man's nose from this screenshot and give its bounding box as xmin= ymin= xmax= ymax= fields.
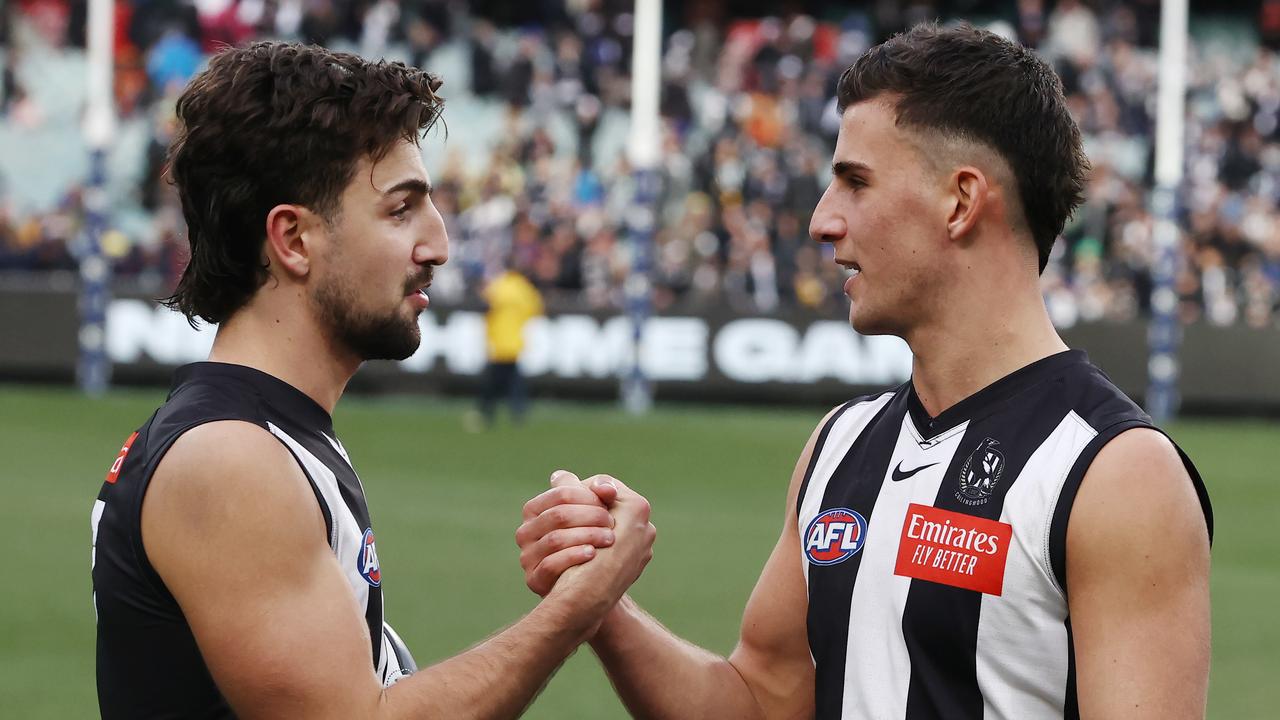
xmin=809 ymin=186 xmax=847 ymax=244
xmin=414 ymin=212 xmax=449 ymax=266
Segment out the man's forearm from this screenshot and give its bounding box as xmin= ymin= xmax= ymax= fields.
xmin=380 ymin=597 xmax=593 ymax=720
xmin=588 ymin=596 xmax=764 ymax=720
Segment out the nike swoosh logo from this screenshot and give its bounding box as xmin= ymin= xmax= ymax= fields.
xmin=891 ymin=461 xmax=939 ymax=482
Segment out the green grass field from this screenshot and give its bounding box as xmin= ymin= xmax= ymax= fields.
xmin=1 ymin=384 xmax=1276 ymax=718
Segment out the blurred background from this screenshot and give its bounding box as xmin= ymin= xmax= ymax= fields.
xmin=0 ymin=0 xmax=1276 ymax=717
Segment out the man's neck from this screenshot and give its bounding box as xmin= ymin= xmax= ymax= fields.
xmin=206 ymin=299 xmax=358 ymax=414
xmin=905 ymin=276 xmax=1067 ymax=419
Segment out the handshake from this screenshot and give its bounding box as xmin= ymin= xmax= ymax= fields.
xmin=514 ymin=470 xmax=657 ymax=631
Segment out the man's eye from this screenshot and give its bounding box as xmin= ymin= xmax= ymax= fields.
xmin=391 ymin=205 xmax=409 ymax=218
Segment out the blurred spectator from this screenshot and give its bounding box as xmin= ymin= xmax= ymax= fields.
xmin=472 ymin=262 xmax=544 ymax=430
xmin=2 ymin=48 xmax=22 ymax=117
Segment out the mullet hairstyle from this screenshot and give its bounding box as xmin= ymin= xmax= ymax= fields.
xmin=837 ymin=22 xmax=1088 ymax=273
xmin=162 ymin=41 xmax=445 ymax=326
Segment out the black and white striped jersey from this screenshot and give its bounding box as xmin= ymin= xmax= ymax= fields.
xmin=91 ymin=362 xmax=414 ymax=719
xmin=797 ymin=350 xmax=1212 ymax=720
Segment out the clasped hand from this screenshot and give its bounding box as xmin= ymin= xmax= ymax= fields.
xmin=515 ymin=471 xmax=655 ymax=608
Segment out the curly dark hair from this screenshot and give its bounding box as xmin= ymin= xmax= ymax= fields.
xmin=837 ymin=23 xmax=1088 ymax=273
xmin=161 ymin=41 xmax=445 ymax=326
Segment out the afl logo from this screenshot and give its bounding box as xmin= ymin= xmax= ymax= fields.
xmin=804 ymin=508 xmax=868 ymax=566
xmin=357 ymin=528 xmax=381 ymax=587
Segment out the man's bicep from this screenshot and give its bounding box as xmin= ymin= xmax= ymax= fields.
xmin=728 ymin=409 xmax=836 ymax=720
xmin=730 ymin=526 xmax=814 ymax=720
xmin=143 ymin=421 xmax=383 ymax=719
xmin=1066 ymin=428 xmax=1210 ymax=719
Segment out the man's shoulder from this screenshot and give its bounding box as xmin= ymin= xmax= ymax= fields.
xmin=1066 ymin=426 xmax=1210 ymax=584
xmin=152 ymin=421 xmax=304 ymax=505
xmin=144 ymin=420 xmax=324 ymax=574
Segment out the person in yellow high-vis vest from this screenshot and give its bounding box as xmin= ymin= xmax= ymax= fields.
xmin=477 ymin=266 xmax=544 ymax=427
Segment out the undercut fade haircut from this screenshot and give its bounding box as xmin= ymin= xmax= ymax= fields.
xmin=162 ymin=42 xmax=445 ymax=326
xmin=837 ymin=22 xmax=1088 ymax=273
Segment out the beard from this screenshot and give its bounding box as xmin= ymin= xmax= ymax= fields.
xmin=313 ymin=272 xmax=424 ymax=362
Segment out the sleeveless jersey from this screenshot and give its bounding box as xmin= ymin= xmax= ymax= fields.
xmin=796 ymin=350 xmax=1212 ymax=720
xmin=91 ymin=362 xmax=415 ymax=718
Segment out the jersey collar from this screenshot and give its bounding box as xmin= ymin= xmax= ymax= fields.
xmin=172 ymin=362 xmax=336 ymax=434
xmin=905 ymin=349 xmax=1088 ymax=443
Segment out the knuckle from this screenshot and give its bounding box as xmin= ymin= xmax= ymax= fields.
xmin=531 ymin=562 xmax=552 ymax=584
xmin=550 ymin=505 xmax=577 ymax=525
xmin=544 ymin=506 xmax=566 ymax=525
xmin=544 ymin=554 xmax=572 ymax=577
xmin=542 ymin=529 xmax=565 ymax=551
xmin=540 ymin=555 xmax=565 ymax=576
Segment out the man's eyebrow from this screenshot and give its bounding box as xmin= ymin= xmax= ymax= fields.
xmin=382 ymin=179 xmax=432 ymax=198
xmin=832 ymin=160 xmax=872 ymax=177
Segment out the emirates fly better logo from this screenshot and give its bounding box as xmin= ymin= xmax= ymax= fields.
xmin=804 ymin=507 xmax=869 ymax=566
xmin=894 ymin=503 xmax=1013 ymax=595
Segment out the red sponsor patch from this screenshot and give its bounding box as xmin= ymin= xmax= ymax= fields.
xmin=105 ymin=432 xmax=139 ymax=484
xmin=894 ymin=503 xmax=1012 ymax=596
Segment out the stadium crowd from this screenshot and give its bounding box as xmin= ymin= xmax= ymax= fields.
xmin=1 ymin=0 xmax=1278 ymax=328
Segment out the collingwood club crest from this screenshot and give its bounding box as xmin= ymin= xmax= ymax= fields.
xmin=956 ymin=437 xmax=1005 ymax=506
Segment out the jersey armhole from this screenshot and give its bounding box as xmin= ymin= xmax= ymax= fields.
xmin=1047 ymin=420 xmax=1213 ymax=596
xmin=270 ymin=437 xmax=337 ymax=550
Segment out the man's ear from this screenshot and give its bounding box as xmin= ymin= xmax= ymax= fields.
xmin=946 ymin=166 xmax=990 ymax=245
xmin=263 ymin=204 xmax=317 ymax=279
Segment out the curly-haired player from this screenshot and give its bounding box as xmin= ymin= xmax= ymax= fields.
xmin=91 ymin=42 xmax=656 ymax=719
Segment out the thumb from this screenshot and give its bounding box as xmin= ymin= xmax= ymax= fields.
xmin=549 ymin=469 xmax=581 ymax=488
xmin=584 ymin=474 xmax=621 ymax=505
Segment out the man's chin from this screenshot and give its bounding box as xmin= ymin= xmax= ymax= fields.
xmin=346 ymin=320 xmax=422 ymax=362
xmin=397 ymin=327 xmax=423 ymax=360
xmin=849 ymin=306 xmax=893 ymax=337
xmin=381 ymin=326 xmax=422 ymax=362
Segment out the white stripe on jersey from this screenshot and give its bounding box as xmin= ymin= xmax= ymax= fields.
xmin=379 ymin=624 xmax=409 ymax=687
xmin=840 ymin=415 xmax=970 ymax=720
xmin=975 ymin=411 xmax=1096 ymax=719
xmin=267 ymin=423 xmax=371 ymax=624
xmin=799 ymin=393 xmax=897 ymax=586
